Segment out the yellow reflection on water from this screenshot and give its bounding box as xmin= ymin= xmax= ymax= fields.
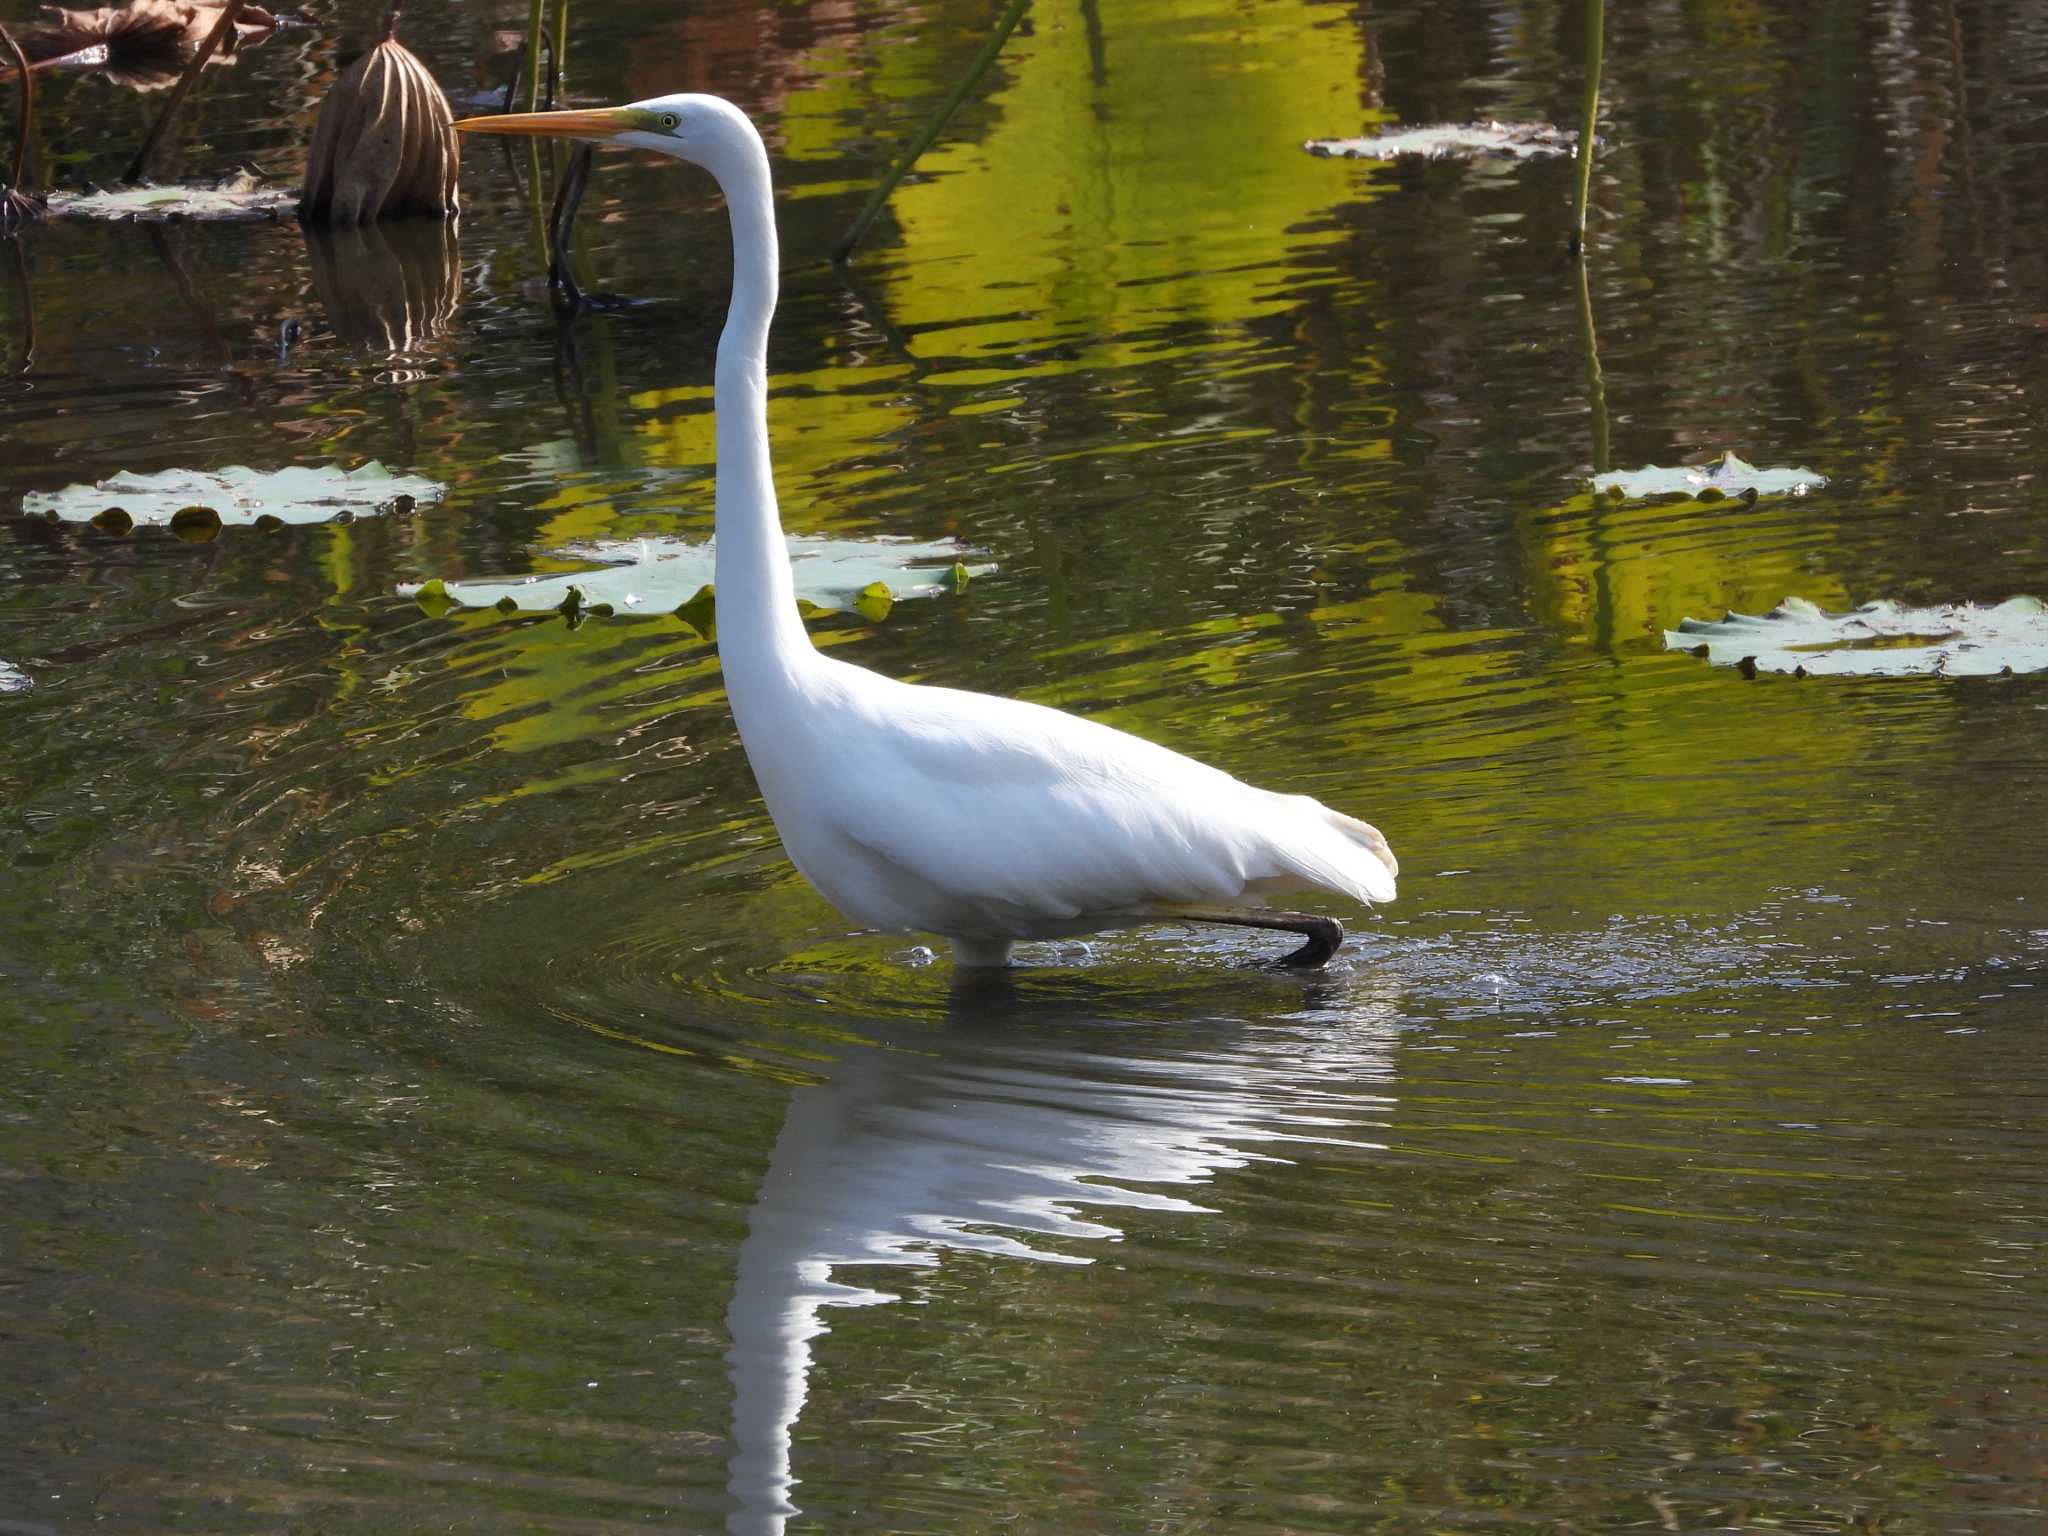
xmin=882 ymin=0 xmax=1384 ymax=370
xmin=1523 ymin=490 xmax=1854 ymax=652
xmin=628 ymin=367 xmax=919 ymax=523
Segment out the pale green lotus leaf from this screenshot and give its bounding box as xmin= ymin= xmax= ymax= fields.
xmin=397 ymin=535 xmax=994 ymax=621
xmin=0 ymin=660 xmax=30 ymax=695
xmin=1594 ymin=451 xmax=1825 ymax=503
xmin=1667 ymin=596 xmax=2048 ymax=677
xmin=45 ymin=181 xmax=299 ymax=223
xmin=1305 ymin=122 xmax=1578 ymax=161
xmin=23 ymin=463 xmax=444 ymax=529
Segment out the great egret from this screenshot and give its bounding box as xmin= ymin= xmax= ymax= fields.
xmin=454 ymin=95 xmax=1398 ymax=968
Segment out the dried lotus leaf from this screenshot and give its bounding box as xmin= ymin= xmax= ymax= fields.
xmin=13 ymin=2 xmax=277 ymax=91
xmin=298 ymin=11 xmax=457 ymax=225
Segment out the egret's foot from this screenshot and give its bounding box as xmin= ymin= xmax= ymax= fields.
xmin=1155 ymin=904 xmax=1347 ymax=968
xmin=1275 ymin=914 xmax=1344 ymax=969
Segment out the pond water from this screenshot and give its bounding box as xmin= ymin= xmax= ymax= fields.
xmin=4 ymin=0 xmax=2048 ymax=1530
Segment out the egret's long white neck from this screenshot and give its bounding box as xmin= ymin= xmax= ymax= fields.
xmin=705 ymin=125 xmax=813 ymax=683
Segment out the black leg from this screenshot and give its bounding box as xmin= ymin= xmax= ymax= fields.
xmin=1277 ymin=914 xmax=1343 ymax=968
xmin=547 ymin=142 xmax=593 ymax=311
xmin=1159 ymin=905 xmax=1347 ymax=968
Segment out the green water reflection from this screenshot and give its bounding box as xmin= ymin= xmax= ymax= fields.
xmin=3 ymin=0 xmax=2047 ymax=1531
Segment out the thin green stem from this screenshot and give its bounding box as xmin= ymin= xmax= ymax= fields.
xmin=835 ymin=0 xmax=1031 ymax=263
xmin=550 ymin=0 xmax=569 ymax=106
xmin=1573 ymin=253 xmax=1608 ymax=476
xmin=1569 ymin=0 xmax=1603 ymax=255
xmin=523 ymin=0 xmax=546 ymax=112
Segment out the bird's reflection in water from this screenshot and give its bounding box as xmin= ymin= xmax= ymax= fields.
xmin=723 ymin=966 xmax=1406 ymax=1534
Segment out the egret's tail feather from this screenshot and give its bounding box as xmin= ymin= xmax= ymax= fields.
xmin=1330 ymin=809 xmax=1398 ymax=886
xmin=1272 ymin=800 xmax=1398 ymax=906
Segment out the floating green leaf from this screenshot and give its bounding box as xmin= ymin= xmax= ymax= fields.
xmin=412 ymin=578 xmax=454 ymax=619
xmin=23 ymin=462 xmax=445 ymax=529
xmin=44 ymin=178 xmax=299 ymax=223
xmin=168 ymin=505 xmax=221 ymax=542
xmin=675 ymin=583 xmax=717 ymax=642
xmin=0 ymin=660 xmax=30 ymax=695
xmin=1593 ymin=451 xmax=1824 ymax=504
xmin=1667 ymin=596 xmax=2048 ymax=678
xmin=852 ymin=581 xmax=893 ymax=623
xmin=1305 ymin=122 xmax=1579 ymax=162
xmin=399 ymin=535 xmax=994 ymax=625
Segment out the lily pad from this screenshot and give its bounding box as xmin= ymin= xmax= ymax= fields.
xmin=0 ymin=660 xmax=31 ymax=695
xmin=23 ymin=462 xmax=444 ymax=530
xmin=1593 ymin=451 xmax=1825 ymax=504
xmin=44 ymin=176 xmax=298 ymax=223
xmin=398 ymin=534 xmax=993 ymax=627
xmin=1305 ymin=122 xmax=1579 ymax=161
xmin=1667 ymin=596 xmax=2048 ymax=678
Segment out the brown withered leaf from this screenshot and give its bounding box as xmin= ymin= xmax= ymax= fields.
xmin=299 ymin=11 xmax=457 ymax=225
xmin=8 ymin=2 xmax=277 ymax=91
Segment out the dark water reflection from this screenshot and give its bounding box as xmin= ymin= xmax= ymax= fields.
xmin=5 ymin=0 xmax=2048 ymax=1530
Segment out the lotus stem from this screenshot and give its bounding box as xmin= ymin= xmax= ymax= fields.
xmin=0 ymin=51 xmax=62 ymax=85
xmin=147 ymin=225 xmax=228 ymax=363
xmin=549 ymin=0 xmax=568 ymax=107
xmin=125 ymin=0 xmax=247 ymax=184
xmin=0 ymin=23 xmax=44 ymax=232
xmin=7 ymin=239 xmax=33 ymax=373
xmin=1574 ymin=253 xmax=1608 ymax=475
xmin=2 ymin=23 xmax=29 ymax=190
xmin=835 ymin=0 xmax=1032 ymax=263
xmin=1569 ymin=0 xmax=1603 ymax=256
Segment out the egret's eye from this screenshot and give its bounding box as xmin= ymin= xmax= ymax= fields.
xmin=659 ymin=113 xmax=680 ymax=131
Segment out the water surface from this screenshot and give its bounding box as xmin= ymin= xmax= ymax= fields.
xmin=3 ymin=0 xmax=2047 ymax=1531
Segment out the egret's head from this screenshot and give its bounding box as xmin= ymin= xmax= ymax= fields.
xmin=453 ymin=92 xmax=753 ymax=175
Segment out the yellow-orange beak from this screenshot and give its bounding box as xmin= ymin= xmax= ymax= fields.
xmin=452 ymin=107 xmax=633 ymax=142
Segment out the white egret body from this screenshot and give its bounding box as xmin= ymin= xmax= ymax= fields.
xmin=455 ymin=95 xmax=1397 ymax=967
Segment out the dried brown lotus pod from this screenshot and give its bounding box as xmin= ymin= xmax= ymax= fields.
xmin=298 ymin=8 xmax=457 ymax=225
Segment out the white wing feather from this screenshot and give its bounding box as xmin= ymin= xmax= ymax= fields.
xmin=767 ymin=658 xmax=1396 ymax=939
